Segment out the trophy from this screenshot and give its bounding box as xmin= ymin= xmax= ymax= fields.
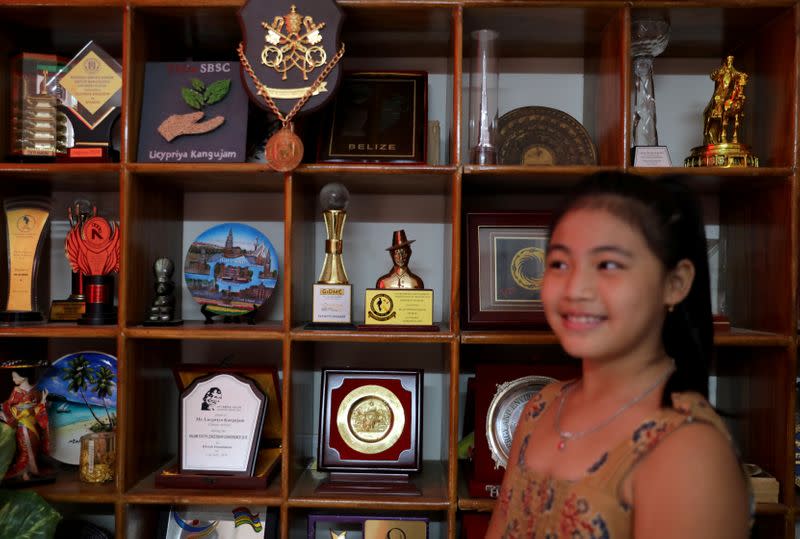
xmin=468 ymin=29 xmax=499 ymax=165
xmin=45 ymin=41 xmax=122 ymax=162
xmin=65 ymin=208 xmax=120 ymax=325
xmin=310 ymin=183 xmax=353 ymax=326
xmin=685 ymin=56 xmax=758 ymax=167
xmin=10 ymin=53 xmax=68 ymax=160
xmin=50 ymin=199 xmax=93 ymax=321
xmin=631 ymin=16 xmax=671 ymax=166
xmin=0 ymin=198 xmax=51 ymax=324
xmin=362 ymin=230 xmax=435 ymax=329
xmin=144 ymin=257 xmax=183 ymax=326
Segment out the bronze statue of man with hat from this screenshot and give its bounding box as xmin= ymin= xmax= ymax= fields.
xmin=376 ymin=230 xmax=424 ymax=289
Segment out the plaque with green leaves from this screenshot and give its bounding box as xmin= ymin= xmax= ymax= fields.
xmin=137 ymin=61 xmax=248 ymax=163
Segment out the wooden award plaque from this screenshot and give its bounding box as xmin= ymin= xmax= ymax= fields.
xmin=237 ymin=0 xmax=344 ymax=117
xmin=155 ymin=366 xmax=281 ymax=490
xmin=318 ymin=369 xmax=422 ymax=473
xmin=468 ymin=362 xmax=571 ymax=498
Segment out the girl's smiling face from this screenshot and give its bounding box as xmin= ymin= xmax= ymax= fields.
xmin=542 ymin=207 xmax=676 ymax=363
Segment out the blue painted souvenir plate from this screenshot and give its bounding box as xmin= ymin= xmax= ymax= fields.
xmin=36 ymin=351 xmax=117 ymax=465
xmin=184 ymin=223 xmax=279 ymax=317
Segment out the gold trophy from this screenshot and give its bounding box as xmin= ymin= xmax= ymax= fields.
xmin=685 ymin=56 xmax=758 ymax=167
xmin=0 ymin=198 xmax=51 ymax=324
xmin=310 ymin=183 xmax=353 ymax=326
xmin=49 ymin=199 xmax=93 ymax=321
xmin=376 ymin=230 xmax=424 ymax=289
xmin=363 ymin=229 xmax=435 ymax=330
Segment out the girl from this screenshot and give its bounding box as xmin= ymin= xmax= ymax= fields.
xmin=486 ymin=172 xmax=750 ymax=538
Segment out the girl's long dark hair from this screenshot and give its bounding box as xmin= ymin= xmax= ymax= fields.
xmin=549 ymin=172 xmax=713 ymax=405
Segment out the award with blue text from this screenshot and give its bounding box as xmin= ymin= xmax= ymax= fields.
xmin=180 ymin=373 xmax=266 ymax=475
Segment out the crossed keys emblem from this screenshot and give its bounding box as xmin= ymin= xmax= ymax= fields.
xmin=261 ymin=5 xmax=327 ymax=80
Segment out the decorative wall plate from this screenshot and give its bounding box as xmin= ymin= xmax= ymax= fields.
xmin=184 ymin=223 xmax=279 ymax=317
xmin=496 ymin=106 xmax=597 ymax=166
xmin=486 ymin=375 xmax=556 ymax=469
xmin=36 ymin=351 xmax=117 ymax=465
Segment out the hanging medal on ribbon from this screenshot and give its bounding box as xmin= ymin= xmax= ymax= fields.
xmin=238 ymin=0 xmax=345 ymax=172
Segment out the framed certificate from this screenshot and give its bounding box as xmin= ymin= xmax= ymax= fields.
xmin=318 ymin=369 xmax=422 ymax=473
xmin=466 ymin=212 xmax=551 ymax=328
xmin=317 ymin=71 xmax=427 ymax=164
xmin=179 ymin=372 xmax=266 ymax=475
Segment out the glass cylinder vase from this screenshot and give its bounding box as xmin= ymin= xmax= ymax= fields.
xmin=468 ymin=29 xmax=499 ymax=165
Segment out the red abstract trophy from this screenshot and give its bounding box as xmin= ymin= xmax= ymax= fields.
xmin=65 ymin=211 xmax=120 ymax=325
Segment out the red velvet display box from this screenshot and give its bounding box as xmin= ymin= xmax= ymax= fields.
xmin=318 ymin=369 xmax=422 ymax=473
xmin=468 ymin=362 xmax=572 ymax=498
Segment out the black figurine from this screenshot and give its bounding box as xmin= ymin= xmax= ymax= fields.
xmin=143 ymin=258 xmax=183 ymax=326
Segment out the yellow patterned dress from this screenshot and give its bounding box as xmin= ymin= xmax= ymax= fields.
xmin=495 ymin=382 xmax=749 ymax=539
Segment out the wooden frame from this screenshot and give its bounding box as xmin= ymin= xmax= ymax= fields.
xmin=317 ymin=71 xmax=428 ymax=164
xmin=318 ymin=369 xmax=422 ymax=473
xmin=466 ymin=212 xmax=551 ymax=329
xmin=0 ymin=2 xmax=797 ymax=537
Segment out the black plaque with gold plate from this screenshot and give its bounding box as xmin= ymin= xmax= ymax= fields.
xmin=318 ymin=369 xmax=421 ymax=473
xmin=237 ymin=0 xmax=345 ymax=171
xmin=155 ymin=364 xmax=282 ymax=489
xmin=496 ymin=106 xmax=597 ymax=166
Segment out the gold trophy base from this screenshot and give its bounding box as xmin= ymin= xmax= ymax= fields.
xmin=49 ymin=299 xmax=86 ymax=321
xmin=684 ymin=143 xmax=759 ymax=168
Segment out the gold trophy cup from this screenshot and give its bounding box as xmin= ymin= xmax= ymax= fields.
xmin=310 ymin=183 xmax=353 ymax=326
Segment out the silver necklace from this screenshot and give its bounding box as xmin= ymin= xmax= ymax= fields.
xmin=554 ymin=362 xmax=675 ymax=451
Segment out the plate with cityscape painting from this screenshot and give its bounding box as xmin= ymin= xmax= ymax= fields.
xmin=184 ymin=223 xmax=279 ymax=318
xmin=36 ymin=351 xmax=117 ymax=465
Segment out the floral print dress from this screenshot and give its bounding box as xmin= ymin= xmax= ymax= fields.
xmin=495 ymin=382 xmax=747 ymax=539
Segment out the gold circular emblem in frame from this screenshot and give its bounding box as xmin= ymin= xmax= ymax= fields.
xmin=510 ymin=247 xmax=545 ymax=291
xmin=336 ymin=384 xmax=405 ymax=454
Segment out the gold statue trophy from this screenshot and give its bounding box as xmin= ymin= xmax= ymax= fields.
xmin=685 ymin=56 xmax=758 ymax=167
xmin=376 ymin=230 xmax=424 ymax=289
xmin=363 ymin=230 xmax=436 ymax=330
xmin=310 ymin=183 xmax=353 ymax=327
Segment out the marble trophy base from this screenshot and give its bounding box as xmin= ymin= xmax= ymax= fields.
xmin=632 ymin=146 xmax=671 ymax=167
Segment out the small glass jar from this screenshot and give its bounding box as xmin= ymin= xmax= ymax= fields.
xmin=79 ymin=431 xmax=115 ymax=483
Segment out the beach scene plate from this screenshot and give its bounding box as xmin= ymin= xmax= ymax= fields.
xmin=36 ymin=351 xmax=117 ymax=465
xmin=184 ymin=223 xmax=279 ymax=317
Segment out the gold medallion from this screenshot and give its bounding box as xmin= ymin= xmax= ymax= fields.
xmin=336 ymin=384 xmax=405 ymax=454
xmin=510 ymin=246 xmax=545 ymax=291
xmin=265 ymin=126 xmax=304 ymax=171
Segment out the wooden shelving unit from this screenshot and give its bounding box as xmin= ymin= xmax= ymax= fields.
xmin=0 ymin=1 xmax=797 ymax=537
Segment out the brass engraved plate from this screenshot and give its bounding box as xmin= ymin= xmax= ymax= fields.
xmin=59 ymin=51 xmax=122 ymax=116
xmin=496 ymin=106 xmax=597 ymax=166
xmin=336 ymin=384 xmax=405 ymax=454
xmin=486 ymin=375 xmax=556 ymax=469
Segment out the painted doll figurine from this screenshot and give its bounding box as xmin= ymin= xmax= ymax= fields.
xmin=0 ymin=369 xmax=50 ymax=481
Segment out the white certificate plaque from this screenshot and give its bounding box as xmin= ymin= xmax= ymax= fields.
xmin=180 ymin=373 xmax=266 ymax=475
